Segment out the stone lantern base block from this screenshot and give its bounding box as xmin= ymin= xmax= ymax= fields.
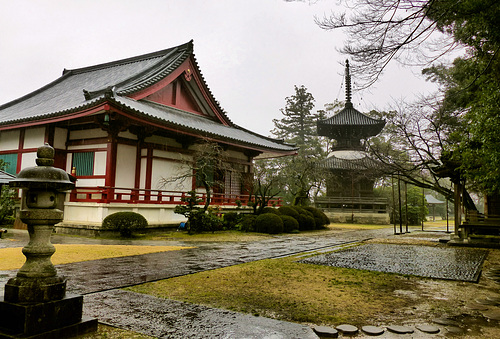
xmin=0 ymin=294 xmax=97 ymax=338
xmin=4 ymin=277 xmax=66 ymax=303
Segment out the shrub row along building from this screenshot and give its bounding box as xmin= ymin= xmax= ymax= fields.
xmin=0 ymin=41 xmax=297 ymax=233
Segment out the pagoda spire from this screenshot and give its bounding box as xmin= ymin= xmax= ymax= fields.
xmin=345 ymin=60 xmax=353 ymax=108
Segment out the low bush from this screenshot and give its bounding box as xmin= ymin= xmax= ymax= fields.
xmin=238 ymin=214 xmax=257 ymax=232
xmin=102 ymin=212 xmax=148 ymax=237
xmin=303 ymin=206 xmax=330 ymax=229
xmin=278 ymin=206 xmax=300 ymax=220
xmin=222 ymin=212 xmax=241 ymax=230
xmin=189 ymin=210 xmax=223 ymax=233
xmin=290 ymin=206 xmax=316 ymax=231
xmin=261 ymin=206 xmax=280 ymax=215
xmin=280 ymin=215 xmax=299 ymax=233
xmin=255 ymin=213 xmax=284 ymax=234
xmin=297 ymin=214 xmax=316 ymax=231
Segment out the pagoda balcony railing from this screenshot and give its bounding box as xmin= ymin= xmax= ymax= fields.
xmin=315 ymin=196 xmax=388 ymax=213
xmin=69 ymin=186 xmax=283 ymax=207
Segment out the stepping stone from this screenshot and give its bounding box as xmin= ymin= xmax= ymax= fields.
xmin=336 ymin=324 xmax=358 ymax=335
xmin=433 ymin=317 xmax=461 ymax=327
xmin=313 ymin=325 xmax=338 ymax=338
xmin=416 ymin=324 xmax=440 ymax=334
xmin=362 ymin=325 xmax=384 ymax=336
xmin=482 ymin=310 xmax=500 ymax=321
xmin=465 ymin=303 xmax=489 ymax=311
xmin=486 ymin=295 xmax=500 ymax=303
xmin=476 ymin=298 xmax=499 ymax=306
xmin=446 ymin=326 xmax=464 ymax=334
xmin=386 ymin=325 xmax=414 ymax=334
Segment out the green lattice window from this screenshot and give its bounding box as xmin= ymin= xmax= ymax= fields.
xmin=72 ymin=152 xmax=94 ymax=176
xmin=0 ymin=153 xmax=17 ymax=175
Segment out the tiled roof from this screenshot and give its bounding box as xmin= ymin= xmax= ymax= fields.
xmin=0 ymin=41 xmax=296 ymax=155
xmin=320 ymin=104 xmax=385 ymax=126
xmin=319 ymin=150 xmax=381 ymax=170
xmin=317 ymin=104 xmax=385 ymax=139
xmin=112 ymin=97 xmax=296 ymax=152
xmin=0 ymin=170 xmax=16 ymax=184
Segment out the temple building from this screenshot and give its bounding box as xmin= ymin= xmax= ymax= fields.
xmin=0 ymin=40 xmax=297 ymax=233
xmin=315 ymin=61 xmax=389 ymax=224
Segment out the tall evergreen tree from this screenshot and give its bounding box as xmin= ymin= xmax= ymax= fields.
xmin=271 ymin=85 xmax=320 ymax=155
xmin=263 ymin=85 xmax=328 ymax=205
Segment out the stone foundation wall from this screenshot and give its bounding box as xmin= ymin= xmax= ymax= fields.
xmin=324 ymin=211 xmax=390 ymax=225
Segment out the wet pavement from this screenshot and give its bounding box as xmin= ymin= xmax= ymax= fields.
xmin=0 ymin=226 xmax=492 ymax=338
xmin=300 ymin=243 xmax=488 ymax=282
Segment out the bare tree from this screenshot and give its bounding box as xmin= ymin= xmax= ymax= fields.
xmin=315 ymin=0 xmax=460 ymax=88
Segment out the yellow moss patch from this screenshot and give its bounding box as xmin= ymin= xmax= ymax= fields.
xmin=0 ymin=244 xmax=193 ymax=270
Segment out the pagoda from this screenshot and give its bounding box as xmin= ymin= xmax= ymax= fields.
xmin=315 ymin=61 xmax=389 ymax=224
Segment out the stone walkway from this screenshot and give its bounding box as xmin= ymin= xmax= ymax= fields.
xmin=0 ymin=227 xmax=495 ymax=338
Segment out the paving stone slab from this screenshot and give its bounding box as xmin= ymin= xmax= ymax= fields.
xmin=83 ymin=289 xmax=319 ymax=339
xmin=300 ymin=243 xmax=488 ymax=282
xmin=386 ymin=325 xmax=414 ymax=334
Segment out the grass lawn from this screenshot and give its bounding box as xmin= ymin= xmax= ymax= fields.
xmin=126 ymin=255 xmax=418 ymax=326
xmin=0 ymin=244 xmax=192 ymax=270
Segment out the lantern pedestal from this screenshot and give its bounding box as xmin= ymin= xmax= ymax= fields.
xmin=0 ymin=295 xmax=97 ymax=339
xmin=0 ymin=144 xmax=97 ymax=338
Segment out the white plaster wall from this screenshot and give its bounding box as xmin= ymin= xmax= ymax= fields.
xmin=69 ymin=128 xmax=107 ymax=140
xmin=21 ymin=152 xmax=37 ymax=170
xmin=53 ymin=128 xmax=68 ymax=149
xmin=23 ymin=127 xmax=45 ymax=148
xmin=94 ymin=151 xmax=107 ymax=175
xmin=75 ymin=178 xmax=106 ymax=187
xmin=115 ymin=144 xmax=136 ymax=188
xmin=63 ymin=202 xmax=186 ymax=225
xmin=140 ymin=157 xmax=147 ymax=189
xmin=151 ymin=158 xmax=191 ymax=191
xmin=0 ymin=130 xmax=20 ymax=151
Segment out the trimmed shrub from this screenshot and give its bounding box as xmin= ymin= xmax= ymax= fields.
xmin=303 ymin=206 xmax=330 ymax=229
xmin=278 ymin=206 xmax=300 ymax=220
xmin=297 ymin=214 xmax=316 ymax=231
xmin=222 ymin=212 xmax=241 ymax=230
xmin=238 ymin=214 xmax=257 ymax=232
xmin=255 ymin=213 xmax=284 ymax=234
xmin=262 ymin=206 xmax=280 ymax=215
xmin=189 ymin=210 xmax=223 ymax=233
xmin=102 ymin=212 xmax=148 ymax=237
xmin=280 ymin=215 xmax=299 ymax=233
xmin=290 ymin=206 xmax=316 ymax=230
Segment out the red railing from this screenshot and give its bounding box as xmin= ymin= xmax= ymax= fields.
xmin=69 ymin=186 xmax=283 ymax=207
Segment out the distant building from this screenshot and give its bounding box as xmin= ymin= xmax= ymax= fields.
xmin=0 ymin=41 xmax=297 ymax=233
xmin=315 ymin=61 xmax=389 ymax=224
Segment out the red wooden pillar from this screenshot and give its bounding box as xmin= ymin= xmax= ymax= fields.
xmin=145 ymin=147 xmax=153 ymax=201
xmin=105 ymin=133 xmax=118 ymax=202
xmin=16 ymin=128 xmax=25 ymax=173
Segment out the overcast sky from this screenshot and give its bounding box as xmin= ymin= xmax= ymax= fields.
xmin=0 ymin=0 xmax=439 ymax=136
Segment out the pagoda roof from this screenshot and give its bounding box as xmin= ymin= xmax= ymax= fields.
xmin=0 ymin=41 xmax=296 ymax=157
xmin=317 ymin=60 xmax=385 ymax=139
xmin=317 ymin=103 xmax=386 ymax=138
xmin=319 ymin=150 xmax=384 ymax=171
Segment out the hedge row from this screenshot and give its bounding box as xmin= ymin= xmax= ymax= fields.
xmin=239 ymin=205 xmax=329 ymax=234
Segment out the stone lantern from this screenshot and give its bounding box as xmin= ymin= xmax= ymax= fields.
xmin=0 ymin=144 xmax=97 ymax=338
